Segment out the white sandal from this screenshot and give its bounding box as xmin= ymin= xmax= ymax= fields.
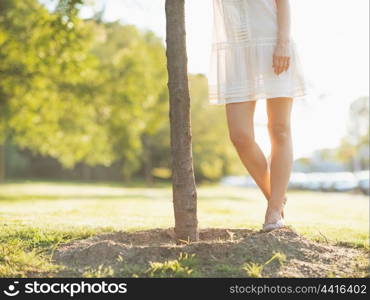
xmin=262 ymin=196 xmax=287 ymax=232
xmin=262 ymin=218 xmax=285 ymax=232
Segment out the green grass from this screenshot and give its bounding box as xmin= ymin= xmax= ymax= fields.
xmin=83 ymin=265 xmax=115 ymax=278
xmin=243 ymin=252 xmax=287 ymax=278
xmin=145 ymin=252 xmax=197 ymax=278
xmin=0 ymin=180 xmax=368 ymax=277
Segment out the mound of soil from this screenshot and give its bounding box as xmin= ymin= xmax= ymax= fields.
xmin=53 ymin=227 xmax=368 ymax=277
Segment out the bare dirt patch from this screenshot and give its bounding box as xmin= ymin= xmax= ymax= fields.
xmin=52 ymin=227 xmax=369 ymax=277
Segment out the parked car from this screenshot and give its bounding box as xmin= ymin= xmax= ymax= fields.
xmin=288 ymin=172 xmax=308 ymax=189
xmin=220 ymin=176 xmax=248 ymax=187
xmin=355 ymin=170 xmax=370 ymax=195
xmin=331 ymin=172 xmax=358 ymax=192
xmin=320 ymin=175 xmax=337 ymax=192
xmin=302 ymin=172 xmax=326 ymax=191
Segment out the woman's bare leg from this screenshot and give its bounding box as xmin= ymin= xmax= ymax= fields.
xmin=225 ymin=101 xmax=271 ymax=201
xmin=265 ymin=97 xmax=294 ymax=224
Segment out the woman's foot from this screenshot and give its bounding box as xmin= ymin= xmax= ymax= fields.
xmin=267 ymin=196 xmax=287 ymax=219
xmin=262 ymin=218 xmax=285 ymax=232
xmin=264 ymin=206 xmax=282 ymax=225
xmin=262 ymin=196 xmax=287 ymax=232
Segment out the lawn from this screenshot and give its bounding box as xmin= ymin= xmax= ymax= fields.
xmin=0 ymin=181 xmax=368 ymax=277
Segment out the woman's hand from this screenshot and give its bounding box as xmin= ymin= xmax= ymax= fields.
xmin=274 ymin=0 xmax=292 ymax=76
xmin=273 ymin=40 xmax=291 ymax=75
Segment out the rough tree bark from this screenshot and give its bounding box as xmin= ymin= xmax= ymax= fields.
xmin=165 ymin=0 xmax=198 ymax=242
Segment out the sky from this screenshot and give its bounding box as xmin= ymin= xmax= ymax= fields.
xmin=46 ymin=0 xmax=370 ymax=159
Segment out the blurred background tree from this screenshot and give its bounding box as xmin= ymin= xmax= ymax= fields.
xmin=0 ymin=0 xmax=112 ymax=180
xmin=1 ymin=0 xmax=366 ymax=184
xmin=0 ymin=0 xmax=242 ymax=184
xmin=336 ymin=96 xmax=369 ymax=171
xmin=89 ymin=21 xmax=168 ymax=181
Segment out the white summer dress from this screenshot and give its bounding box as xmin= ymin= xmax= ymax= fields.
xmin=208 ymin=0 xmax=308 ymax=105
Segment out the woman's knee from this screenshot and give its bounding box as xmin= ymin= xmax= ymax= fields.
xmin=268 ymin=122 xmax=291 ymax=144
xmin=229 ymin=128 xmax=254 ymax=148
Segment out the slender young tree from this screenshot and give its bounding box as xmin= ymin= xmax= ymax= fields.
xmin=165 ymin=0 xmax=198 ymax=242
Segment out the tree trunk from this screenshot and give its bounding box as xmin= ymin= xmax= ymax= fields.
xmin=165 ymin=0 xmax=198 ymax=243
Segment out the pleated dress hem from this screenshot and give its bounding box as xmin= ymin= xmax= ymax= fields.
xmin=208 ymin=89 xmax=308 ymax=105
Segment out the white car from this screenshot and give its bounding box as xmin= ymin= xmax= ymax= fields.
xmin=354 ymin=170 xmax=370 ymax=195
xmin=288 ymin=172 xmax=308 ymax=189
xmin=331 ymin=172 xmax=358 ymax=192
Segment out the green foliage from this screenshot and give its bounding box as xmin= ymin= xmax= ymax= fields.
xmin=1 ymin=1 xmax=168 ymax=178
xmin=55 ymin=0 xmax=84 ymax=18
xmin=264 ymin=251 xmax=286 ymax=266
xmin=336 ymin=96 xmax=369 ymax=170
xmin=242 ymin=262 xmax=264 ymax=278
xmin=0 ymin=239 xmax=60 ymax=277
xmin=189 ymin=74 xmax=246 ymax=180
xmin=145 ymin=252 xmax=196 ymax=278
xmin=1 ymin=0 xmax=113 ymax=168
xmin=118 ymin=264 xmax=146 ymax=278
xmin=243 ymin=252 xmax=286 ymax=278
xmin=1 ymin=0 xmax=244 ymax=181
xmin=83 ymin=264 xmax=114 ymax=278
xmin=0 ymin=222 xmax=102 ymax=277
xmin=89 ymin=21 xmax=168 ymax=178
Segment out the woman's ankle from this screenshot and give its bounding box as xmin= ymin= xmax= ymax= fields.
xmin=264 ymin=206 xmax=282 ymax=223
